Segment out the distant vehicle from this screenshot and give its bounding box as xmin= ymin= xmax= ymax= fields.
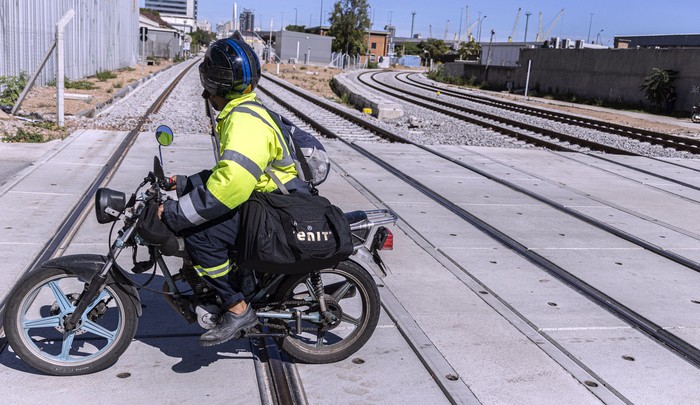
xmin=692 ymin=104 xmax=700 ymax=123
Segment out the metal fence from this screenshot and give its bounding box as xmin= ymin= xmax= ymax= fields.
xmin=0 ymin=0 xmax=138 ymax=85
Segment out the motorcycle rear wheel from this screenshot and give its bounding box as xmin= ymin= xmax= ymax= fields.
xmin=3 ymin=267 xmax=139 ymax=376
xmin=272 ymin=260 xmax=380 ymax=364
xmin=692 ymin=113 xmax=700 ymax=123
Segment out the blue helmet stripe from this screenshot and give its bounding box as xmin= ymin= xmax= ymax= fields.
xmin=226 ymin=39 xmax=251 ymax=89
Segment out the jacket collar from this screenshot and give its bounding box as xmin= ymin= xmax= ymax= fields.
xmin=216 ymin=92 xmax=259 ymax=122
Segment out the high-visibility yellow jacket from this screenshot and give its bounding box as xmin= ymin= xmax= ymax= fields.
xmin=163 ymin=93 xmax=299 ymax=232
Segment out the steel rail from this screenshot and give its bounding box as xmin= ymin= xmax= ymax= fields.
xmin=0 ymin=61 xmax=305 ymax=403
xmin=394 ymin=72 xmax=700 ymax=192
xmin=0 ymin=59 xmax=200 ymax=335
xmin=358 ymin=71 xmax=638 ymax=155
xmin=402 ymin=72 xmax=700 ymax=153
xmin=256 ymin=77 xmax=700 ymax=371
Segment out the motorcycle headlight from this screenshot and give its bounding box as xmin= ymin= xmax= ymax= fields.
xmin=95 ymin=188 xmax=126 ymax=224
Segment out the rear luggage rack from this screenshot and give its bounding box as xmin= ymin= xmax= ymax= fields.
xmin=349 ymin=209 xmax=397 ymax=231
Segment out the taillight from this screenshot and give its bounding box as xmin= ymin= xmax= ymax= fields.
xmin=373 ymin=227 xmax=393 ymax=251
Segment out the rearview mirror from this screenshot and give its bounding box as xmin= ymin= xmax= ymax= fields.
xmin=155 ymin=125 xmax=173 ymax=146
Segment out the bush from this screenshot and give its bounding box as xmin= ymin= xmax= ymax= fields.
xmin=2 ymin=128 xmax=45 ymax=143
xmin=65 ymin=79 xmax=96 ymax=90
xmin=95 ymin=70 xmax=117 ymax=81
xmin=0 ymin=72 xmax=28 ymax=107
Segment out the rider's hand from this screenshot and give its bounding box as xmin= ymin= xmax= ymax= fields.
xmin=157 ymin=204 xmax=164 ymax=219
xmin=162 ymin=175 xmax=177 ymax=191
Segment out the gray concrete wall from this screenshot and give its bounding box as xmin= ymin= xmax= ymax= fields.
xmin=446 ymin=48 xmax=700 ymax=112
xmin=514 ymin=48 xmax=700 ymax=111
xmin=444 ymin=62 xmax=517 ymax=90
xmin=275 ymin=31 xmax=333 ymax=64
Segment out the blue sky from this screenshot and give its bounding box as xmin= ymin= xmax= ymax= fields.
xmin=155 ymin=1 xmax=700 ymax=45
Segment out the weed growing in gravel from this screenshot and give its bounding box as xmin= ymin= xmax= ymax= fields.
xmin=29 ymin=121 xmax=61 ymax=131
xmin=2 ymin=128 xmax=45 ymax=143
xmin=96 ymin=70 xmax=117 ymax=81
xmin=65 ymin=78 xmax=96 ymax=90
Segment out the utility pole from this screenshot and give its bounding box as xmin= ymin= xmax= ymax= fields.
xmin=444 ymin=20 xmax=449 ymax=40
xmin=524 ymin=12 xmax=531 ymax=42
xmin=294 ymin=8 xmax=297 ymax=25
xmin=410 ymin=11 xmax=416 ymax=38
xmin=587 ymin=13 xmax=593 ymax=42
xmin=319 ymin=0 xmax=323 ymax=27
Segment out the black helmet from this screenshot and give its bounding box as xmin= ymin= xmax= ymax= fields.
xmin=199 ymin=38 xmax=261 ymax=99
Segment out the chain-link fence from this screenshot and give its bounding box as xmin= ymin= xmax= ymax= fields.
xmin=0 ymin=0 xmax=138 ymax=85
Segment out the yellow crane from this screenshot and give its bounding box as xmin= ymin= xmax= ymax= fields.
xmin=536 ymin=8 xmax=565 ymax=42
xmin=507 ymin=8 xmax=522 ymax=42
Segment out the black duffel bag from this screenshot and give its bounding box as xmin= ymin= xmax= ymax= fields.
xmin=236 ymin=191 xmax=353 ymax=274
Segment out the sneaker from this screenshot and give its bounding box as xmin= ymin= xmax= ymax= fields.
xmin=199 ymin=305 xmax=259 ymax=347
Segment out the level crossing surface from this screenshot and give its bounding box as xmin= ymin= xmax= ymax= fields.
xmin=0 ymin=128 xmax=698 ymax=404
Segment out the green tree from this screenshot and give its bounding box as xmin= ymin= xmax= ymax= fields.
xmin=458 ymin=39 xmax=481 ymax=61
xmin=285 ymin=25 xmax=306 ymax=32
xmin=328 ymin=0 xmax=371 ymax=55
xmin=189 ymin=28 xmax=216 ymax=46
xmin=418 ymin=38 xmax=450 ymax=63
xmin=399 ymin=42 xmax=421 ymax=57
xmin=640 ymin=68 xmax=678 ymax=111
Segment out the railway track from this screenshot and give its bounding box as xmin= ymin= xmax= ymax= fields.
xmin=400 ymin=72 xmax=700 ymax=154
xmin=258 ymin=73 xmax=700 ymax=398
xmin=361 ymin=71 xmax=700 ymax=158
xmin=0 ymin=60 xmax=303 ymax=405
xmin=1 ymin=66 xmax=698 ymax=403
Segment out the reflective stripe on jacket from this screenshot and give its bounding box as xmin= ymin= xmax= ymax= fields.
xmin=163 ymin=93 xmax=298 ymax=232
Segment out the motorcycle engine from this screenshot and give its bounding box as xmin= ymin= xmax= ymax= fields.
xmin=195 ymin=304 xmax=223 ymax=329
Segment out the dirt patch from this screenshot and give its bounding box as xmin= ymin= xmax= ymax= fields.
xmin=1 ymin=60 xmax=174 ymax=143
xmin=262 ymin=63 xmax=341 ymax=101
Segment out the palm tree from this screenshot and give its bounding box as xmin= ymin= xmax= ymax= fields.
xmin=640 ymin=68 xmax=678 ymax=111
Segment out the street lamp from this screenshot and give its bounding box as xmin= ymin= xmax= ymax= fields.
xmin=596 ymin=29 xmax=604 ymax=44
xmin=587 ymin=13 xmax=594 ymax=42
xmin=524 ymin=12 xmax=531 ymax=42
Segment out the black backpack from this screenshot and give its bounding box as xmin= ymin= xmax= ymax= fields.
xmin=236 ymin=191 xmax=353 ymax=274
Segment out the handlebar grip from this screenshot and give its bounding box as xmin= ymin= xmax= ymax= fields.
xmin=161 ymin=176 xmax=176 ymax=191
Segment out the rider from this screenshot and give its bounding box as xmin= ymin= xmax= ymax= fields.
xmin=159 ymin=38 xmax=310 ymax=346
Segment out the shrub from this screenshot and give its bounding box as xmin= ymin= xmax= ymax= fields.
xmin=95 ymin=70 xmax=117 ymax=81
xmin=65 ymin=78 xmax=96 ymax=90
xmin=2 ymin=128 xmax=45 ymax=143
xmin=0 ymin=72 xmax=28 ymax=107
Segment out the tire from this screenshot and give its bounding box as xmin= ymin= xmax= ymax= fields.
xmin=272 ymin=260 xmax=380 ymax=363
xmin=3 ymin=267 xmax=139 ymax=376
xmin=692 ymin=113 xmax=700 ymax=123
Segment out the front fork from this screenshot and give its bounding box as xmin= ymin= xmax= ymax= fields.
xmin=64 ymin=224 xmax=137 ymax=332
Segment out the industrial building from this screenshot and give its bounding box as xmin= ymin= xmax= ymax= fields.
xmin=144 ymin=0 xmax=198 ymax=34
xmin=614 ymin=34 xmax=700 ymax=49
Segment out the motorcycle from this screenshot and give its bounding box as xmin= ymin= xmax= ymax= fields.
xmin=3 ymin=126 xmax=396 ymax=376
xmin=692 ymin=104 xmax=700 ymax=123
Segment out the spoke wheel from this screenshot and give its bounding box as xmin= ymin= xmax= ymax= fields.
xmin=273 ymin=260 xmax=380 ymax=364
xmin=3 ymin=267 xmax=138 ymax=375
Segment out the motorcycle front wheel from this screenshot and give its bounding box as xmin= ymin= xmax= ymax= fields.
xmin=272 ymin=260 xmax=380 ymax=364
xmin=692 ymin=113 xmax=700 ymax=123
xmin=3 ymin=267 xmax=139 ymax=376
